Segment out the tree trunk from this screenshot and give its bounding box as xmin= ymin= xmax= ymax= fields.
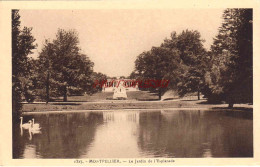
xmin=158 ymin=88 xmax=162 ymax=100
xmin=197 ymin=89 xmax=200 ymax=100
xmin=63 ymin=85 xmax=67 ymax=102
xmin=46 ymin=71 xmax=50 ymax=104
xmin=197 ymin=85 xmax=200 ymax=100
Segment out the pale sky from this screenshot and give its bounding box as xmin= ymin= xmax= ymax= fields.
xmin=19 ymin=9 xmax=224 ymax=77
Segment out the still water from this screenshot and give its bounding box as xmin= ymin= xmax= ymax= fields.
xmin=13 ymin=110 xmax=253 ymax=158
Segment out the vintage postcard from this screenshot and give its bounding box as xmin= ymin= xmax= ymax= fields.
xmin=0 ymin=0 xmax=259 ymax=166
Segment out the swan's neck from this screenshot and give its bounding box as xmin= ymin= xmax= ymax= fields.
xmin=20 ymin=117 xmax=23 ymax=126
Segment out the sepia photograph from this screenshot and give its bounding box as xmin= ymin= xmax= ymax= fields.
xmin=10 ymin=8 xmax=254 ymax=159
xmin=1 ymin=0 xmax=259 ymax=165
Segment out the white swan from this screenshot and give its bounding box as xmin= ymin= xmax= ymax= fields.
xmin=32 ymin=118 xmax=40 ymax=128
xmin=20 ymin=117 xmax=31 ymax=129
xmin=29 ymin=120 xmax=41 ymax=135
xmin=29 ymin=128 xmax=41 ymax=135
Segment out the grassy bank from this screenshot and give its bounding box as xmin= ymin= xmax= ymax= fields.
xmin=46 ymin=91 xmax=159 ymax=102
xmin=22 ymin=91 xmax=253 ymax=112
xmin=22 ymin=99 xmax=252 ymax=112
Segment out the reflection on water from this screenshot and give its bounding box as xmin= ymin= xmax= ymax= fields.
xmin=13 ymin=110 xmax=253 ymax=158
xmin=84 ymin=111 xmax=141 ymax=158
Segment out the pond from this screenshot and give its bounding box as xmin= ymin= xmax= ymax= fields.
xmin=13 ymin=109 xmax=253 ymax=158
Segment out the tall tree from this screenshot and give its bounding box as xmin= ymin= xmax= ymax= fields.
xmin=134 ymin=47 xmax=181 ymax=100
xmin=38 ymin=29 xmax=94 ymax=102
xmin=37 ymin=40 xmax=56 ymax=103
xmin=207 ymin=9 xmax=253 ymax=107
xmin=12 ymin=10 xmax=37 ymax=117
xmin=162 ymin=30 xmax=208 ymax=99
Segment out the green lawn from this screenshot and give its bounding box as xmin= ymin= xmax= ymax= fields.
xmin=54 ymin=91 xmax=158 ymax=102
xmin=55 ymin=92 xmax=113 ymax=102
xmin=22 ymin=99 xmax=196 ymax=112
xmin=22 ymin=91 xmax=252 ymax=113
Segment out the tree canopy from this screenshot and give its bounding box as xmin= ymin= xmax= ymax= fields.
xmin=133 ymin=30 xmax=207 ymax=100
xmin=38 ymin=29 xmax=95 ymax=102
xmin=206 ymin=9 xmax=253 ymax=107
xmin=12 ymin=10 xmax=37 ymax=116
xmin=163 ymin=30 xmax=207 ymax=99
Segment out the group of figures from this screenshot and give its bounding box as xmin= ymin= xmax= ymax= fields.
xmin=20 ymin=117 xmax=41 ymax=140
